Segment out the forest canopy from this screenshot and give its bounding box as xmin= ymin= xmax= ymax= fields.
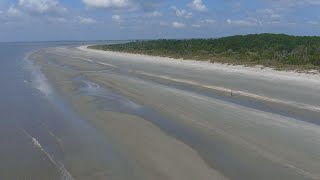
xmin=90 ymin=34 xmax=320 ymax=69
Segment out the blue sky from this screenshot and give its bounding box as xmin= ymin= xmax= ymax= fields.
xmin=1 ymin=0 xmax=320 ymax=41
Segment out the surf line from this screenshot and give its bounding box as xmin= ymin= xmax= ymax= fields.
xmin=22 ymin=129 xmax=74 ymax=180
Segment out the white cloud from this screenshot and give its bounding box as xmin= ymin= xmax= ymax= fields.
xmin=308 ymin=20 xmax=319 ymax=25
xmin=2 ymin=0 xmax=69 ymax=26
xmin=192 ymin=24 xmax=201 ymax=28
xmin=78 ymin=16 xmax=97 ymax=24
xmin=82 ymin=0 xmax=129 ymax=9
xmin=18 ymin=0 xmax=64 ymax=14
xmin=258 ymin=9 xmax=282 ymax=22
xmin=171 ymin=6 xmax=193 ymax=19
xmin=188 ymin=0 xmax=207 ymax=12
xmin=202 ymin=19 xmax=215 ymax=24
xmin=226 ymin=18 xmax=261 ymax=26
xmin=266 ymin=0 xmax=320 ymax=9
xmin=172 ymin=21 xmax=186 ymax=28
xmin=301 ymin=0 xmax=320 ymax=4
xmin=147 ymin=11 xmax=162 ymax=17
xmin=48 ymin=17 xmax=67 ymax=23
xmin=241 ymin=8 xmax=285 ymax=25
xmin=83 ymin=0 xmax=163 ymax=11
xmin=7 ymin=6 xmax=22 ymax=17
xmin=192 ymin=18 xmax=215 ymax=28
xmin=304 ymin=0 xmax=320 ymax=5
xmin=269 ymin=0 xmax=320 ymax=5
xmin=112 ymin=14 xmax=122 ymax=23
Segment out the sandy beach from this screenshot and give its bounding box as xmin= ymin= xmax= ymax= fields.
xmin=3 ymin=0 xmax=320 ymax=179
xmin=29 ymin=46 xmax=320 ymax=180
xmin=79 ymin=45 xmax=320 ymax=83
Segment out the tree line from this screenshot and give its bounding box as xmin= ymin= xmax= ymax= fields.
xmin=90 ymin=33 xmax=320 ymax=68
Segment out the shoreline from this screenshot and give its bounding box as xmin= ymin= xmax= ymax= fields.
xmin=78 ymin=45 xmax=320 ymax=83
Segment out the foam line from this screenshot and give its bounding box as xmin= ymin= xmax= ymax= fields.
xmin=22 ymin=130 xmax=74 ymax=180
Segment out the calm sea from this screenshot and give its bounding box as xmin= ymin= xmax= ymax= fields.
xmin=0 ymin=42 xmax=130 ymax=180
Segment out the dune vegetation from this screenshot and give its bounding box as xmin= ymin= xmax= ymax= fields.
xmin=89 ymin=34 xmax=320 ymax=71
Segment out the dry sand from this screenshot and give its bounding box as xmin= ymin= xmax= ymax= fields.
xmin=79 ymin=45 xmax=320 ymax=83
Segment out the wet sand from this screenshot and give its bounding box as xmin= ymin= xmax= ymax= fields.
xmin=29 ymin=46 xmax=320 ymax=180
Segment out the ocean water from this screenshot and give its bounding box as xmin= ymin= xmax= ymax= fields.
xmin=0 ymin=42 xmax=133 ymax=180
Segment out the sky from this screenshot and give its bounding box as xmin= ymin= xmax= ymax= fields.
xmin=1 ymin=0 xmax=320 ymax=42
